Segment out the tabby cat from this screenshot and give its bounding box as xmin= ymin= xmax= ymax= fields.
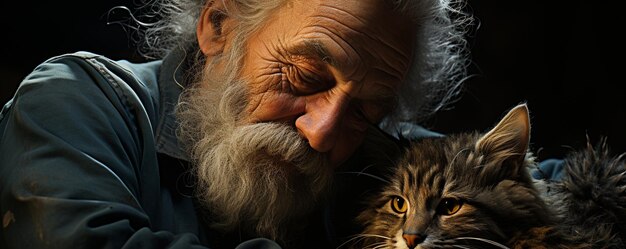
xmin=350 ymin=104 xmax=626 ymax=249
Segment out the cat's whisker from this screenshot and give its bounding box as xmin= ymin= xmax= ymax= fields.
xmin=335 ymin=171 xmax=390 ymax=184
xmin=356 ymin=163 xmax=386 ymax=179
xmin=336 ymin=234 xmax=392 ymax=249
xmin=359 ymin=163 xmax=377 ymax=173
xmin=452 ymin=245 xmax=474 ymax=249
xmin=353 ymin=234 xmax=391 ymax=240
xmin=364 ymin=241 xmax=388 ymax=249
xmin=335 ymin=236 xmax=366 ymax=249
xmin=449 ymin=147 xmax=471 ymax=168
xmin=455 ymin=237 xmax=509 ymax=249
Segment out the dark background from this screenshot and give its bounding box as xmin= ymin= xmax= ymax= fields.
xmin=1 ymin=1 xmax=625 ymax=161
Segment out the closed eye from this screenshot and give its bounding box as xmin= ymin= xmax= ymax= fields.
xmin=283 ymin=64 xmax=333 ymax=95
xmin=299 ymin=72 xmax=328 ymax=88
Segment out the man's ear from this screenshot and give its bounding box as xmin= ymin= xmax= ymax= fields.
xmin=197 ymin=0 xmax=232 ymax=56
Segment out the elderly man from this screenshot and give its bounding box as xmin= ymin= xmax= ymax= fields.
xmin=0 ymin=0 xmax=470 ymax=248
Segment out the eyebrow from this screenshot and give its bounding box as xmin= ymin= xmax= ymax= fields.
xmin=286 ymin=40 xmax=338 ymax=67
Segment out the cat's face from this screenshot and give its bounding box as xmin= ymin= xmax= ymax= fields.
xmin=355 ymin=104 xmax=552 ymax=249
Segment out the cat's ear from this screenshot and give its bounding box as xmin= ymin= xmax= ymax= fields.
xmin=475 ymin=104 xmax=531 ymax=178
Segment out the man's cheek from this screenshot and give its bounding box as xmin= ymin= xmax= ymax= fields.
xmin=246 ymin=91 xmax=306 ymax=123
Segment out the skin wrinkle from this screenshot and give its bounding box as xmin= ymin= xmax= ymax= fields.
xmin=270 ymin=38 xmax=293 ymax=66
xmin=371 ymin=50 xmax=410 ymax=83
xmin=298 ymin=8 xmax=361 ymax=60
xmin=234 ymin=0 xmax=414 ymax=164
xmin=244 ymin=64 xmax=276 ymax=120
xmin=286 ymin=40 xmax=338 ymax=68
xmin=318 ymin=2 xmax=367 ymax=25
xmin=301 ymin=25 xmax=362 ymax=79
xmin=244 ymin=52 xmax=309 ymax=123
xmin=254 ymin=93 xmax=305 ymax=123
xmin=369 ymin=30 xmax=413 ymax=75
xmin=302 ymin=20 xmax=401 ymax=95
xmin=300 ymin=23 xmax=406 ymax=99
xmin=283 ymin=65 xmax=308 ymax=95
xmin=246 ymin=79 xmax=303 ymax=124
xmin=308 ymin=13 xmax=364 ymax=58
xmin=305 ymin=3 xmax=364 ymax=67
xmin=304 ymin=29 xmax=400 ymax=105
xmin=314 ymin=4 xmax=411 ymax=78
xmin=283 ymin=62 xmax=333 ymax=95
xmin=307 ymin=42 xmax=335 ymax=66
xmin=248 ymin=37 xmax=335 ymax=123
xmin=280 ymin=65 xmax=297 ymax=94
xmin=277 ymin=41 xmax=335 ymax=95
xmin=311 ymin=9 xmax=410 ymax=75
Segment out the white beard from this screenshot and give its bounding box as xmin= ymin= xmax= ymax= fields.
xmin=175 ymin=61 xmax=333 ymax=240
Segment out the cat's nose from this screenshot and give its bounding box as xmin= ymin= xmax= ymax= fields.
xmin=402 ymin=233 xmax=426 ymax=249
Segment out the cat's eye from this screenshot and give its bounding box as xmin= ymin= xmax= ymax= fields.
xmin=436 ymin=198 xmax=463 ymax=215
xmin=390 ymin=196 xmax=408 ymax=213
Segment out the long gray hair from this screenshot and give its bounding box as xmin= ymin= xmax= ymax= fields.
xmin=116 ymin=0 xmax=474 ymax=128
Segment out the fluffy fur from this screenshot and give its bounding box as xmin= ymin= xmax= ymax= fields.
xmin=351 ymin=104 xmax=626 ymax=249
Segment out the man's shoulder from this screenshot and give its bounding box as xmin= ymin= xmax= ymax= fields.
xmin=40 ymin=51 xmax=161 ymax=88
xmin=25 ymin=51 xmax=160 ymax=112
xmin=22 ymin=51 xmax=161 ymax=90
xmin=2 ymin=51 xmax=164 ymax=133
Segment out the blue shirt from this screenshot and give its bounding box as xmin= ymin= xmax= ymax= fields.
xmin=0 ymin=49 xmax=210 ymax=248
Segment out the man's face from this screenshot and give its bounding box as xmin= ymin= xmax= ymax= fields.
xmin=182 ymin=0 xmax=416 ymax=239
xmin=239 ymin=0 xmax=416 ymax=166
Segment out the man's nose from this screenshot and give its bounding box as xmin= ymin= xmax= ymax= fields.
xmin=295 ymin=92 xmax=350 ymax=153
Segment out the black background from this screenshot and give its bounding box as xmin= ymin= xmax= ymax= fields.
xmin=1 ymin=1 xmax=625 ymax=161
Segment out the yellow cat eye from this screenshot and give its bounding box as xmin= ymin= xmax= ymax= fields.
xmin=437 ymin=198 xmax=463 ymax=215
xmin=390 ymin=196 xmax=408 ymax=213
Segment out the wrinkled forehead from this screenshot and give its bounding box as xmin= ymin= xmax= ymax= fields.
xmin=325 ymin=1 xmax=413 ymax=31
xmin=290 ymin=0 xmax=417 ymax=76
